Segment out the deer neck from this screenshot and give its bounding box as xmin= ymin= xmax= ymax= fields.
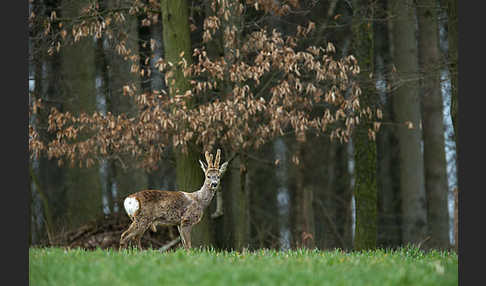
xmin=193 ymin=181 xmax=217 ymax=208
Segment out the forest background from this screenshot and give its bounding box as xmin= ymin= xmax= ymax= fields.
xmin=28 ymin=0 xmax=459 ymax=252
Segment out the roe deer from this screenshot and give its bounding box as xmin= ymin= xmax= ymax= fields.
xmin=119 ymin=149 xmax=228 ymax=249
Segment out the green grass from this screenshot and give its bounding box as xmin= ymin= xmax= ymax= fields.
xmin=29 ymin=246 xmax=457 ymax=286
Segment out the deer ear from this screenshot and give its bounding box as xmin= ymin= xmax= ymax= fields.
xmin=199 ymin=160 xmax=207 ymax=173
xmin=219 ymin=161 xmax=229 ymax=174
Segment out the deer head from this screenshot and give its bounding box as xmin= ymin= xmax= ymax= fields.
xmin=199 ymin=149 xmax=228 ymax=189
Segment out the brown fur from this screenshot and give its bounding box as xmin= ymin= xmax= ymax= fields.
xmin=120 ymin=149 xmax=228 ymax=249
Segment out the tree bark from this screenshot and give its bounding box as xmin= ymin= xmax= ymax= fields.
xmin=223 ymin=153 xmax=250 ymax=250
xmin=417 ymin=0 xmax=451 ymax=249
xmin=447 ymin=0 xmax=458 ymax=143
xmin=390 ymin=0 xmax=428 ymax=245
xmin=351 ymin=0 xmax=378 ymax=250
xmin=161 ymin=0 xmax=215 ymax=247
xmin=374 ymin=0 xmax=402 ymax=248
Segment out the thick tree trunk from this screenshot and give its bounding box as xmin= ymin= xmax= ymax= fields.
xmin=216 ymin=0 xmax=249 ymax=250
xmin=274 ymin=138 xmax=291 ymax=250
xmin=160 ymin=0 xmax=192 ymax=96
xmin=417 ymin=0 xmax=451 ymax=249
xmin=161 ymin=0 xmax=215 ymax=247
xmin=353 ymin=130 xmax=377 ymax=250
xmin=351 ymin=0 xmax=378 ymax=250
xmin=374 ymin=0 xmax=402 ymax=248
xmin=390 ymin=0 xmax=428 ymax=245
xmin=222 ymin=153 xmax=250 ymax=250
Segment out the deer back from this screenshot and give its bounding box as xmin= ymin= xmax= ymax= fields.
xmin=126 ymin=190 xmax=191 ymax=224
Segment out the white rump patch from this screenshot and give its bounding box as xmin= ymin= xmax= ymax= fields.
xmin=124 ymin=197 xmax=140 ymax=217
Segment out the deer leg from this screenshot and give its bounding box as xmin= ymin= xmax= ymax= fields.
xmin=120 ymin=220 xmax=138 ymax=246
xmin=179 ymin=225 xmax=192 ymax=249
xmin=135 ymin=233 xmax=144 ymax=250
xmin=120 ymin=218 xmax=150 ymax=249
xmin=177 ymin=226 xmax=186 ymax=249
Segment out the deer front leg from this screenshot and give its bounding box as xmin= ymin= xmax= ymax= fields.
xmin=177 ymin=226 xmax=186 ymax=248
xmin=178 ymin=225 xmax=192 ymax=249
xmin=179 ymin=205 xmax=202 ymax=250
xmin=135 ymin=233 xmax=144 ymax=249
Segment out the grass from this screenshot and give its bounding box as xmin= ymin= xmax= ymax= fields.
xmin=29 ymin=246 xmax=457 ymax=286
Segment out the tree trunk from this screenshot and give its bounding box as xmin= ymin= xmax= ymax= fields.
xmin=454 ymin=187 xmax=458 ymax=251
xmin=390 ymin=0 xmax=428 ymax=245
xmin=291 ymin=142 xmax=315 ymax=249
xmin=417 ymin=0 xmax=451 ymax=249
xmin=351 ymin=0 xmax=378 ymax=250
xmin=374 ymin=0 xmax=402 ymax=248
xmin=274 ymin=138 xmax=291 ymax=250
xmin=217 ymin=0 xmax=249 ymax=250
xmin=161 ymin=0 xmax=215 ymax=247
xmin=248 ymin=146 xmax=280 ymax=249
xmin=447 ymin=0 xmax=458 ymax=143
xmin=222 ymin=152 xmax=250 ymax=250
xmin=447 ymin=4 xmax=458 ymax=248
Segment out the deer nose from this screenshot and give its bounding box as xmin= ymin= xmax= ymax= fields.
xmin=211 ymin=182 xmax=218 ymax=188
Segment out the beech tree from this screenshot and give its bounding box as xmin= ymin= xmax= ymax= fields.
xmin=351 ymin=0 xmax=379 ymax=250
xmin=29 ymin=0 xmax=383 ymax=248
xmin=390 ymin=0 xmax=428 ymax=245
xmin=417 ymin=0 xmax=450 ymax=249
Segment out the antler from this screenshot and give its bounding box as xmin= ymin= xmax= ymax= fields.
xmin=205 ymin=151 xmax=213 ymax=168
xmin=214 ymin=149 xmax=221 ymax=168
xmin=204 ymin=149 xmax=222 ymax=169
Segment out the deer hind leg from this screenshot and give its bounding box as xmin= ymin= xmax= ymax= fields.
xmin=120 ymin=220 xmax=137 ymax=247
xmin=120 ymin=217 xmax=150 ymax=249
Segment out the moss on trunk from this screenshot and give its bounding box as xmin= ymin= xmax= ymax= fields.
xmin=351 ymin=0 xmax=378 ymax=250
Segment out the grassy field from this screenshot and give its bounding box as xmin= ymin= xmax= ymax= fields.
xmin=29 ymin=246 xmax=457 ymax=286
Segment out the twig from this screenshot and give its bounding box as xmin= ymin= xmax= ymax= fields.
xmin=159 ymin=237 xmax=181 ymax=252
